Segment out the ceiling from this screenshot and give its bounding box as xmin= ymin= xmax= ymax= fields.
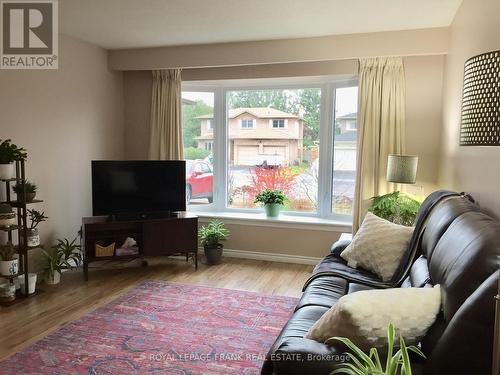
xmin=59 ymin=0 xmax=463 ymax=50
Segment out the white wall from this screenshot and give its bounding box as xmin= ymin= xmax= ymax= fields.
xmin=439 ymin=0 xmax=500 ymax=217
xmin=0 ymin=34 xmax=125 ymax=268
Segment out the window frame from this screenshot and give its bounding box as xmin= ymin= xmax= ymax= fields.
xmin=240 ymin=118 xmax=254 ymax=129
xmin=182 ymin=76 xmax=358 ymax=223
xmin=272 ymin=119 xmax=286 ymax=128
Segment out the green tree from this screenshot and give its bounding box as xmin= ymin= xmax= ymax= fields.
xmin=182 ymin=100 xmax=213 ymax=148
xmin=298 ymin=89 xmax=321 ymax=147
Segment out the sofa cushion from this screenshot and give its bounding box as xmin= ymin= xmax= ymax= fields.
xmin=267 ymin=305 xmax=330 ymax=357
xmin=340 ymin=212 xmax=414 ymax=281
xmin=296 ymin=276 xmax=348 ymax=310
xmin=305 ymin=286 xmax=442 ymax=350
xmin=304 ymin=254 xmax=384 ymax=291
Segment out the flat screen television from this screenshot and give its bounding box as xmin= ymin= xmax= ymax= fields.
xmin=92 ymin=160 xmax=186 ymax=216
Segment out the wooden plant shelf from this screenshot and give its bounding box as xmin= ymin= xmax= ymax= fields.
xmin=2 ymin=199 xmax=43 ymax=207
xmin=0 ymin=225 xmax=22 ymax=232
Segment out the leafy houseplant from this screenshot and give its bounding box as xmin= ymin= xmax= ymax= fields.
xmin=13 ymin=181 xmax=38 ymax=202
xmin=27 ymin=209 xmax=48 ymax=247
xmin=0 ymin=242 xmax=18 ymax=276
xmin=369 ymin=192 xmax=422 ymax=226
xmin=254 ymin=189 xmax=288 ymax=217
xmin=0 ymin=139 xmax=27 ymax=180
xmin=329 ymin=323 xmax=425 ymax=375
xmin=199 ymin=220 xmax=230 ymax=265
xmin=43 ymin=238 xmax=82 ymax=284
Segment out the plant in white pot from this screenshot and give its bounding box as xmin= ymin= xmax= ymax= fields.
xmin=0 ymin=139 xmax=27 ymax=180
xmin=0 ymin=204 xmax=16 ymax=228
xmin=0 ymin=242 xmax=18 ymax=277
xmin=254 ymin=189 xmax=288 ymax=218
xmin=27 ymin=209 xmax=48 ymax=247
xmin=42 ymin=238 xmax=82 ymax=284
xmin=199 ymin=220 xmax=230 ymax=265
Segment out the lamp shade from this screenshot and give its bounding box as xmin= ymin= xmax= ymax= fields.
xmin=387 ymin=154 xmax=418 ymax=184
xmin=460 ymin=50 xmax=500 ymax=146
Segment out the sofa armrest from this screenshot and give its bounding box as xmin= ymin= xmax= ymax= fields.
xmin=330 ymin=239 xmax=351 ymax=257
xmin=268 ymin=338 xmax=349 ymax=375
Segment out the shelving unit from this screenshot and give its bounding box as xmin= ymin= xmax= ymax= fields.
xmin=0 ymin=159 xmax=43 ymax=304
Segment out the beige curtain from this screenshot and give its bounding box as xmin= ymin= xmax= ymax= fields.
xmin=149 ymin=69 xmax=183 ymax=160
xmin=352 ymin=57 xmax=406 ymax=232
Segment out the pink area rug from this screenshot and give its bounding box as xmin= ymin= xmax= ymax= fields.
xmin=0 ymin=281 xmax=298 ymax=374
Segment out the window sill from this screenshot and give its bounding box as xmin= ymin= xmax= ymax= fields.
xmin=195 ymin=211 xmax=352 ymax=232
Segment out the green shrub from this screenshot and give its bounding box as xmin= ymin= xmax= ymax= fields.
xmin=199 ymin=220 xmax=230 ymax=247
xmin=254 ymin=189 xmax=288 ymax=205
xmin=184 ymin=147 xmax=209 ymax=160
xmin=369 ymin=191 xmax=422 ymax=226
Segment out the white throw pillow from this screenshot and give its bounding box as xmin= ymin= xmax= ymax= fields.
xmin=305 ymin=286 xmax=441 ymax=350
xmin=340 ymin=212 xmax=413 ymax=281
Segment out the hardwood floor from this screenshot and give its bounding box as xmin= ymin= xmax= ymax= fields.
xmin=0 ymin=256 xmax=312 ymax=361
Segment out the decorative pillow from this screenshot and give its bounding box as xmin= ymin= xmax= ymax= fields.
xmin=340 ymin=212 xmax=413 ymax=281
xmin=305 ymin=285 xmax=441 ymax=350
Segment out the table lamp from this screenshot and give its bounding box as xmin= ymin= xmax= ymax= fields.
xmin=386 ymin=154 xmax=418 ymax=224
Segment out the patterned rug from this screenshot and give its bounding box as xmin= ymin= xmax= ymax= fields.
xmin=0 ymin=281 xmax=298 ymax=374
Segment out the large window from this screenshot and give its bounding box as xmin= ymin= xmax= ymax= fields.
xmin=181 ymin=78 xmax=358 ymax=221
xmin=181 ymin=92 xmax=215 ymax=207
xmin=332 ymin=87 xmax=358 ymax=214
xmin=227 ymin=88 xmax=321 ymax=212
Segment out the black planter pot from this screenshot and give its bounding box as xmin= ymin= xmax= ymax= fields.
xmin=204 ymin=244 xmax=223 ymax=265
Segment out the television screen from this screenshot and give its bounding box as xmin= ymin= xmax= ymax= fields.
xmin=92 ymin=160 xmax=186 ymax=215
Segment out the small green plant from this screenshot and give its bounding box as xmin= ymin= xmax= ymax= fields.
xmin=254 ymin=189 xmax=288 ymax=206
xmin=42 ymin=238 xmax=82 ymax=279
xmin=0 ymin=242 xmax=16 ymax=261
xmin=12 ymin=181 xmax=37 ymax=194
xmin=28 ymin=209 xmax=48 ymax=230
xmin=0 ymin=139 xmax=27 ymax=164
xmin=329 ymin=323 xmax=425 ymax=375
xmin=369 ymin=191 xmax=422 ymax=226
xmin=199 ymin=220 xmax=230 ymax=248
xmin=52 ymin=238 xmax=82 ymax=267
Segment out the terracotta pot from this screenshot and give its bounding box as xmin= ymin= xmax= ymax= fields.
xmin=19 ymin=192 xmax=36 ymax=202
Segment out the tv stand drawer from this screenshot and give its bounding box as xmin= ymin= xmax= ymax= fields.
xmin=142 ymin=218 xmax=198 ymax=256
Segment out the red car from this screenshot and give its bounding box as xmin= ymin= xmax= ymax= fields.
xmin=186 ymin=160 xmax=213 ymax=204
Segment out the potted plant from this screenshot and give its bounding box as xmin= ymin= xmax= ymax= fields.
xmin=0 ymin=139 xmax=27 ymax=180
xmin=329 ymin=323 xmax=425 ymax=375
xmin=27 ymin=209 xmax=48 ymax=247
xmin=369 ymin=191 xmax=422 ymax=226
xmin=42 ymin=238 xmax=82 ymax=284
xmin=254 ymin=189 xmax=288 ymax=217
xmin=199 ymin=220 xmax=230 ymax=265
xmin=13 ymin=180 xmax=37 ymax=202
xmin=0 ymin=242 xmax=18 ymax=276
xmin=0 ymin=204 xmax=16 ymax=228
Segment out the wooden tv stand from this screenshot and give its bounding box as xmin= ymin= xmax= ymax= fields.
xmin=82 ymin=212 xmax=198 ymax=281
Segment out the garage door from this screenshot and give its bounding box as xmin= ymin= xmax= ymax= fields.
xmin=263 ymin=146 xmax=286 ymax=165
xmin=236 ymin=146 xmax=260 ymax=166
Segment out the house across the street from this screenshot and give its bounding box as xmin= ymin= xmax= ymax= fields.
xmin=196 ymin=107 xmax=304 ymax=166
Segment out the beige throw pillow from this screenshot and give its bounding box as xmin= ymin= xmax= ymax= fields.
xmin=340 ymin=212 xmax=413 ymax=281
xmin=305 ymin=286 xmax=441 ymax=350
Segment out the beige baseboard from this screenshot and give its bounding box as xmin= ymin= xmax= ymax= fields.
xmin=217 ymin=248 xmax=322 ymax=265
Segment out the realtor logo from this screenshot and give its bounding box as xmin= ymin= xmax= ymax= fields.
xmin=1 ymin=0 xmax=58 ymax=69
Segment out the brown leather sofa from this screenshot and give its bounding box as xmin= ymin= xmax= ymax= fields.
xmin=261 ymin=191 xmax=500 ymax=375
